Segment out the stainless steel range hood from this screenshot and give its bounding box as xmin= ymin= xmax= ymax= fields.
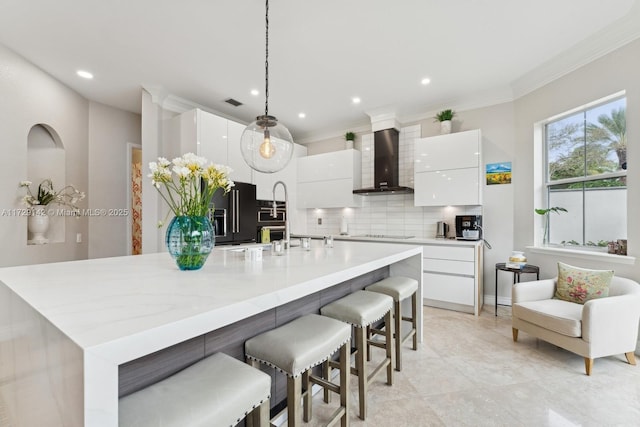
xmin=353 ymin=128 xmax=414 ymax=195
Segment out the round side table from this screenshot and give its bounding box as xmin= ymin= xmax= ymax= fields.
xmin=494 ymin=263 xmax=540 ymax=316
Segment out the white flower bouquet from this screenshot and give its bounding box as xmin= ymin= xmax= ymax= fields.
xmin=19 ymin=179 xmax=85 ymax=210
xmin=148 ymin=153 xmax=234 ymax=223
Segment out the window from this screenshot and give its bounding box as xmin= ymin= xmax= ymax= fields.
xmin=542 ymin=95 xmax=627 ymax=249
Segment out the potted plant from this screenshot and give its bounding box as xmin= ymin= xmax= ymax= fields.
xmin=434 ymin=109 xmax=455 ymax=134
xmin=535 ymin=206 xmax=567 ymax=245
xmin=19 ymin=179 xmax=85 ymax=245
xmin=344 ymin=131 xmax=356 ymax=149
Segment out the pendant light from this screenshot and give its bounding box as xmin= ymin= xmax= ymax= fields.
xmin=240 ymin=0 xmax=294 ymax=174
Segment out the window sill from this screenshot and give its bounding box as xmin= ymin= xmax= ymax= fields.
xmin=526 ymin=246 xmax=636 ymax=265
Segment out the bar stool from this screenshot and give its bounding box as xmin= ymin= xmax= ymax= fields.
xmin=244 ymin=314 xmax=351 ymax=427
xmin=365 ymin=276 xmax=418 ymax=371
xmin=320 ymin=290 xmax=394 ymax=420
xmin=119 ymin=352 xmax=271 ymax=427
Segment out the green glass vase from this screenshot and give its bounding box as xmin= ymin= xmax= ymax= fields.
xmin=165 ymin=215 xmax=214 ymax=271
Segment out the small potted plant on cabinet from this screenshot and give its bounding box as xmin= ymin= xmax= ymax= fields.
xmin=434 ymin=109 xmax=456 ymax=134
xmin=345 ymin=131 xmax=356 ymax=149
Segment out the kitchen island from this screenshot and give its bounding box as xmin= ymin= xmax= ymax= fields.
xmin=0 ymin=240 xmax=422 ymax=426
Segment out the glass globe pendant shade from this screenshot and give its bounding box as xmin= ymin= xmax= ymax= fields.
xmin=241 ymin=115 xmax=294 ymax=173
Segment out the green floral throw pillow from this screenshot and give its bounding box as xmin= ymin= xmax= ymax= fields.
xmin=555 ymin=262 xmax=614 ymax=304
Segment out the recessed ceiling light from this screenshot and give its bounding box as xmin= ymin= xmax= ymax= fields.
xmin=421 ymin=77 xmax=431 ymax=85
xmin=298 ymin=113 xmax=306 ymax=118
xmin=352 ymin=97 xmax=361 ymax=104
xmin=250 ymin=89 xmax=259 ymax=96
xmin=76 ymin=70 xmax=93 ymax=79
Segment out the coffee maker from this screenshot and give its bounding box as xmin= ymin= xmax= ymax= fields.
xmin=455 ymin=215 xmax=482 ymax=240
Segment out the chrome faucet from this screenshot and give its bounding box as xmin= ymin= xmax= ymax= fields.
xmin=272 ymin=181 xmax=290 ymax=249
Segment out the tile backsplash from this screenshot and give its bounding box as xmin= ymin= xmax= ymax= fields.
xmin=305 ymin=195 xmax=481 ymax=239
xmin=305 ymin=124 xmax=482 ymax=238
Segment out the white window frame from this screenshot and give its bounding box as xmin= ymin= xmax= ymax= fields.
xmin=529 ymin=91 xmax=634 ymax=265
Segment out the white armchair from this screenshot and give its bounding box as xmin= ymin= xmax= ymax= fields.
xmin=512 ymin=276 xmax=640 ymax=375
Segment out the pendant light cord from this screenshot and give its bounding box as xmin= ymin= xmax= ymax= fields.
xmin=264 ymin=0 xmax=269 ymax=117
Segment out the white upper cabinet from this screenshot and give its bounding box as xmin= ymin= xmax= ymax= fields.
xmin=414 ymin=129 xmax=480 ymax=173
xmin=177 ymin=108 xmax=253 ymax=184
xmin=414 ymin=129 xmax=482 ymax=206
xmin=254 ymin=143 xmax=307 ymax=202
xmin=226 ymin=119 xmax=253 ymax=184
xmin=297 ymin=149 xmax=362 ymax=209
xmin=178 ymin=109 xmax=227 ymax=164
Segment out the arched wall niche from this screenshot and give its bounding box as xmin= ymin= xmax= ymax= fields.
xmin=27 ymin=123 xmax=66 ymax=243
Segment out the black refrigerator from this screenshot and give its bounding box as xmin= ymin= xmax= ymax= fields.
xmin=209 ymin=182 xmax=257 ymax=245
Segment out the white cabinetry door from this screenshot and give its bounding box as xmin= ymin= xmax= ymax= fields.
xmin=414 ymin=168 xmax=480 ymax=206
xmin=182 ymin=109 xmax=252 ymax=184
xmin=194 ymin=110 xmax=228 ymax=166
xmin=423 ymin=273 xmax=475 ymax=306
xmin=226 ymin=120 xmax=253 ymax=184
xmin=296 ymin=149 xmax=362 ymax=208
xmin=254 ymin=143 xmax=306 ymax=202
xmin=414 ymin=130 xmax=480 ymax=173
xmin=414 ymin=129 xmax=481 ymax=207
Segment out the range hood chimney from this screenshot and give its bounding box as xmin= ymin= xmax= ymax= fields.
xmin=353 ymin=112 xmax=414 ymax=195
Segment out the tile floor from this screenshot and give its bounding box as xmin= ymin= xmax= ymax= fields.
xmin=305 ymin=305 xmax=640 ymax=426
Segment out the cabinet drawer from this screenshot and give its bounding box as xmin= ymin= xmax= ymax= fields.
xmin=423 ymin=273 xmax=475 ymax=306
xmin=423 ymin=259 xmax=474 ymax=276
xmin=422 ymin=245 xmax=474 ymax=261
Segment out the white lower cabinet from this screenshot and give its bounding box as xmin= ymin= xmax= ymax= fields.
xmin=423 ymin=273 xmax=475 ymax=306
xmin=421 ymin=243 xmax=483 ymax=315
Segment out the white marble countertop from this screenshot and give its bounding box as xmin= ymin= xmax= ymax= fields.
xmin=0 ymin=240 xmax=422 ymax=364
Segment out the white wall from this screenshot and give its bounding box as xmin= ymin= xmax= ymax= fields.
xmin=0 ymin=44 xmax=89 ymax=267
xmin=514 ymin=38 xmax=640 ymax=282
xmin=87 ymin=102 xmax=141 ymax=259
xmin=0 ymin=43 xmax=144 ymax=267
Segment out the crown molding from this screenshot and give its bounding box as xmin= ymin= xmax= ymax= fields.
xmin=141 ymin=85 xmax=248 ymax=125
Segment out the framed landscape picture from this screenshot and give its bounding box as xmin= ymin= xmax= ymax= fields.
xmin=486 ymin=162 xmax=512 ymax=185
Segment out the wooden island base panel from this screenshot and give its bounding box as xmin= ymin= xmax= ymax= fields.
xmin=0 ymin=241 xmax=422 ymax=427
xmin=119 ymin=266 xmax=388 ymax=407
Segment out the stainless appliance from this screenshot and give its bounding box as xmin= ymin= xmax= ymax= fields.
xmin=209 ymin=181 xmax=257 ymax=245
xmin=436 ymin=221 xmax=449 ymax=239
xmin=353 ymin=128 xmax=414 ymax=195
xmin=256 ymin=199 xmax=286 ymax=243
xmin=455 ymin=215 xmax=482 ymax=240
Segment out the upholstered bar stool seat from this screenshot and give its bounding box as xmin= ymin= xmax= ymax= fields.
xmin=245 ymin=313 xmax=351 ymax=427
xmin=366 ymin=276 xmax=418 ymax=371
xmin=321 ymin=290 xmax=394 ymax=420
xmin=119 ymin=352 xmax=271 ymax=427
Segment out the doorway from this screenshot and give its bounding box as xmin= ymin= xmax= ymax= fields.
xmin=127 ymin=143 xmax=142 ymax=255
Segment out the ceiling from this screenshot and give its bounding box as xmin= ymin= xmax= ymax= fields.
xmin=1 ymin=0 xmax=639 ymax=143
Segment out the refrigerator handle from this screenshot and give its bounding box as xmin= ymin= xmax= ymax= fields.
xmin=222 ymin=209 xmax=228 ymax=237
xmin=235 ymin=189 xmax=240 ymax=233
xmin=231 ymin=190 xmax=237 ymax=233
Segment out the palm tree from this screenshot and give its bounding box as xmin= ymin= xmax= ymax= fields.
xmin=587 ymin=107 xmax=626 ymax=170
